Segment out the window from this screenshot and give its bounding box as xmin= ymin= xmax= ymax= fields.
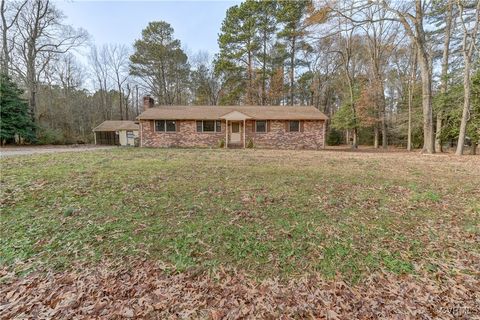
xmin=155 ymin=120 xmax=176 ymax=132
xmin=289 ymin=120 xmax=300 ymax=132
xmin=155 ymin=120 xmax=165 ymax=132
xmin=196 ymin=120 xmax=222 ymax=133
xmin=166 ymin=120 xmax=176 ymax=132
xmin=203 ymin=120 xmax=215 ymax=132
xmin=255 ymin=120 xmax=267 ymax=133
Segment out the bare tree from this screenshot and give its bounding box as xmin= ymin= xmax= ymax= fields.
xmin=359 ymin=4 xmax=400 ymax=149
xmin=88 ymin=44 xmax=112 ymax=120
xmin=382 ymin=0 xmax=436 ymax=153
xmin=13 ymin=0 xmax=87 ymax=122
xmin=407 ymin=44 xmax=417 ymax=151
xmin=0 ymin=0 xmax=27 ymax=74
xmin=106 ymin=44 xmax=130 ymax=120
xmin=434 ymin=0 xmax=456 ymax=152
xmin=455 ymin=0 xmax=480 ymax=155
xmin=331 ymin=4 xmax=367 ymax=149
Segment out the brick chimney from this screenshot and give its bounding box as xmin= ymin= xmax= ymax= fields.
xmin=143 ymin=95 xmax=154 ymax=111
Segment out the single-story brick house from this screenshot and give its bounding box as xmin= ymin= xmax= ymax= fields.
xmin=93 ymin=121 xmax=139 ymax=146
xmin=137 ymin=96 xmax=328 ymax=149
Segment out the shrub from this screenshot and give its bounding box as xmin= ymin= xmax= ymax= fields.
xmin=218 ymin=138 xmax=225 ymax=148
xmin=246 ymin=138 xmax=254 ymax=148
xmin=37 ymin=127 xmax=65 ymax=145
xmin=327 ymin=128 xmax=342 ymax=146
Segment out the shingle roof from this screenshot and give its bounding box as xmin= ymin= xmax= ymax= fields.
xmin=137 ymin=106 xmax=328 ymax=121
xmin=92 ymin=121 xmax=139 ymax=132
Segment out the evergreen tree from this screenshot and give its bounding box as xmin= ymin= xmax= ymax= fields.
xmin=130 ymin=21 xmax=190 ymax=105
xmin=215 ymin=1 xmax=260 ymax=105
xmin=215 ymin=0 xmax=279 ymax=105
xmin=255 ymin=0 xmax=278 ymax=105
xmin=469 ymin=70 xmax=480 ymax=154
xmin=276 ymin=0 xmax=309 ymax=105
xmin=0 ymin=73 xmax=35 ymax=145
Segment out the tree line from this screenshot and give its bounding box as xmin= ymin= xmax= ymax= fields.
xmin=1 ymin=0 xmax=479 ymax=155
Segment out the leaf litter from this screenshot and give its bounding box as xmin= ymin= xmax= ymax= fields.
xmin=1 ymin=258 xmax=479 ymax=319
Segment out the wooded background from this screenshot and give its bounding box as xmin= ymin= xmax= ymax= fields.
xmin=1 ymin=0 xmax=479 ymax=154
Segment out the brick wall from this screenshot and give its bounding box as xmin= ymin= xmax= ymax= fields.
xmin=140 ymin=120 xmax=225 ymax=148
xmin=140 ymin=119 xmax=325 ymax=149
xmin=245 ymin=120 xmax=325 ymax=150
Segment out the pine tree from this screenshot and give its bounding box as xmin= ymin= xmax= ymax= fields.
xmin=276 ymin=0 xmax=309 ymax=105
xmin=215 ymin=2 xmax=260 ymax=105
xmin=130 ymin=21 xmax=190 ymax=105
xmin=255 ymin=0 xmax=278 ymax=105
xmin=0 ymin=73 xmax=35 ymax=145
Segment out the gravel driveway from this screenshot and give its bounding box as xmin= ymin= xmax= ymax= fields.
xmin=0 ymin=145 xmax=115 ymax=157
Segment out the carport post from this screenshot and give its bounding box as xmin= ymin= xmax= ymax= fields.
xmin=94 ymin=132 xmax=97 ymax=145
xmin=225 ymin=120 xmax=228 ymax=149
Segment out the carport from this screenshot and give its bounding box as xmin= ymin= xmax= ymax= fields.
xmin=92 ymin=121 xmax=139 ymax=146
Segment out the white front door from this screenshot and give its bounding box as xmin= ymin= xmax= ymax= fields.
xmin=230 ymin=122 xmax=241 ymax=143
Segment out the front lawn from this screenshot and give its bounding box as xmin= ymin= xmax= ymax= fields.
xmin=2 ymin=148 xmax=478 ymax=283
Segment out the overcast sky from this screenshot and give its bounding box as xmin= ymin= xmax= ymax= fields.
xmin=55 ymin=0 xmax=240 ymax=57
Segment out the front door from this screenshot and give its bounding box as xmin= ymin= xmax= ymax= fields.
xmin=230 ymin=122 xmax=241 ymax=143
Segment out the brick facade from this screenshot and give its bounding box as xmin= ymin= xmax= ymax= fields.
xmin=140 ymin=119 xmax=325 ymax=150
xmin=245 ymin=120 xmax=325 ymax=150
xmin=140 ymin=120 xmax=225 ymax=148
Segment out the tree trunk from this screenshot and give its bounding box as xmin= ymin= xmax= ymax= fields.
xmin=394 ymin=0 xmax=434 ymax=153
xmin=247 ymin=49 xmax=253 ymax=104
xmin=455 ymin=0 xmax=479 ymax=155
xmin=0 ymin=0 xmax=26 ymax=75
xmin=435 ymin=0 xmax=453 ymax=153
xmin=407 ymin=86 xmax=412 ymax=151
xmin=1 ymin=0 xmax=9 ymax=74
xmin=417 ymin=48 xmax=434 ymax=153
xmin=456 ymin=58 xmax=471 ymax=155
xmin=347 ymin=80 xmax=358 ymax=149
xmin=435 ymin=113 xmax=442 ymax=151
xmin=471 ymin=141 xmax=477 ymax=155
xmin=374 ymin=126 xmax=379 ymax=149
xmin=407 ymin=45 xmax=417 ymax=152
xmin=380 ymin=83 xmax=387 ymax=149
xmin=118 ymin=83 xmax=123 ymax=120
xmin=26 ymin=56 xmax=37 ymax=123
xmin=262 ymin=28 xmax=267 ymax=106
xmin=352 ymin=128 xmax=358 ymax=149
xmin=289 ymin=36 xmax=295 ymax=106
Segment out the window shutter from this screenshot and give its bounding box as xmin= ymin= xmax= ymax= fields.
xmin=252 ymin=121 xmax=256 ymax=133
xmin=176 ymin=120 xmax=179 ymax=132
xmin=266 ymin=121 xmax=270 ymax=132
xmin=151 ymin=121 xmax=154 ymax=132
xmin=196 ymin=121 xmax=203 ymax=132
xmin=300 ymin=121 xmax=304 ymax=132
xmin=285 ymin=121 xmax=289 ymax=132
